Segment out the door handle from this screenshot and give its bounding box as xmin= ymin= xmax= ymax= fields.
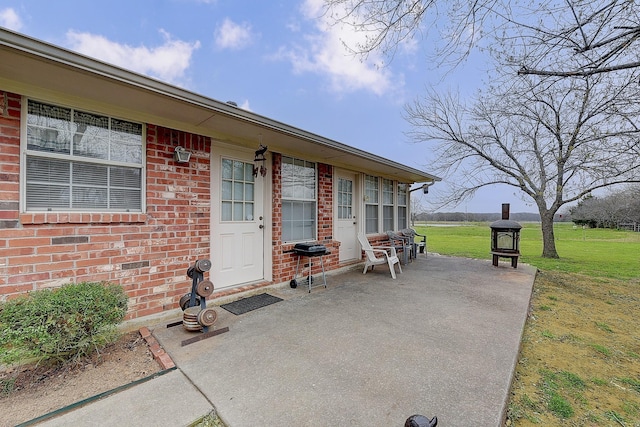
xmin=259 ymin=224 xmax=264 ymax=229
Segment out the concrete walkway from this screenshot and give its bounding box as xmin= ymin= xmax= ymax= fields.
xmin=39 ymin=255 xmax=536 ymax=427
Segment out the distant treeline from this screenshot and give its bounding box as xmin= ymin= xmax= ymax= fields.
xmin=413 ymin=212 xmax=566 ymax=222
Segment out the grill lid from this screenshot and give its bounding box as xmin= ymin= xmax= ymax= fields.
xmin=293 ymin=243 xmax=328 ymax=255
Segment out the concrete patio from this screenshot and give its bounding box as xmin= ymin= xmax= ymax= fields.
xmin=40 ymin=254 xmax=536 ymax=427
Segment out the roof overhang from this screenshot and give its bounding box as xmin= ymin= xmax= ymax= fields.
xmin=0 ymin=28 xmax=440 ymax=184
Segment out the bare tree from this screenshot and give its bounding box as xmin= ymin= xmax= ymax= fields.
xmin=410 ymin=195 xmax=424 ymax=226
xmin=323 ymin=0 xmax=640 ymax=256
xmin=322 ymin=0 xmax=640 ymax=77
xmin=511 ymin=1 xmax=640 ymax=77
xmin=404 ymin=72 xmax=640 ymax=258
xmin=571 ymin=184 xmax=640 ymax=227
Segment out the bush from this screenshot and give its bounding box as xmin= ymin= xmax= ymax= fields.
xmin=0 ymin=282 xmax=128 ymax=366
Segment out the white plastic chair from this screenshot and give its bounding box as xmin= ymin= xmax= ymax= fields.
xmin=357 ymin=232 xmax=402 ymax=279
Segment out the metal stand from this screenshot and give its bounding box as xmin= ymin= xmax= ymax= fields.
xmin=294 ymin=253 xmax=327 ymax=292
xmin=491 ymin=251 xmax=519 ymax=268
xmin=168 ymin=258 xmax=229 ymax=346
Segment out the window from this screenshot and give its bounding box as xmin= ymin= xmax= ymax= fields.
xmin=221 ymin=158 xmax=254 ymax=221
xmin=398 ymin=183 xmax=408 ymax=229
xmin=337 ymin=177 xmax=353 ymax=220
xmin=364 ymin=175 xmax=379 ymax=233
xmin=281 ymin=156 xmax=316 ymax=242
xmin=24 ymin=100 xmax=144 ymax=211
xmin=382 ymin=178 xmax=394 ymax=231
xmin=365 ymin=176 xmax=408 ymax=234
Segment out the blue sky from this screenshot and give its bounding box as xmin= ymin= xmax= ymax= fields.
xmin=1 ymin=0 xmax=536 ymax=213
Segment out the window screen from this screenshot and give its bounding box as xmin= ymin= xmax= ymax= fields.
xmin=25 ymin=100 xmax=144 ymax=212
xmin=281 ymin=156 xmax=316 ymax=242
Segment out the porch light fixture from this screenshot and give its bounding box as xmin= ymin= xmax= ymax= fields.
xmin=174 ymin=146 xmax=191 ymax=163
xmin=410 ymin=182 xmax=434 ymax=194
xmin=253 ymin=138 xmax=268 ymax=177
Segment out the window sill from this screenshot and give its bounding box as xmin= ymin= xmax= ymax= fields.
xmin=20 ymin=212 xmax=147 ymax=225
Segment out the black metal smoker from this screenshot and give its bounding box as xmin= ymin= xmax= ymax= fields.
xmin=490 ymin=204 xmax=522 ymax=268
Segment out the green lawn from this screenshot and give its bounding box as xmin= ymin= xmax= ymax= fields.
xmin=414 ymin=222 xmax=640 ymax=280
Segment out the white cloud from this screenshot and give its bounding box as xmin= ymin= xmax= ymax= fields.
xmin=65 ymin=29 xmax=201 ymax=85
xmin=0 ymin=8 xmax=23 ymax=31
xmin=275 ymin=0 xmax=400 ymax=96
xmin=215 ymin=18 xmax=253 ymax=50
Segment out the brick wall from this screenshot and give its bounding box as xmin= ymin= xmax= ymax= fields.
xmin=0 ymin=90 xmax=356 ymax=320
xmin=271 ymin=154 xmax=340 ymax=284
xmin=0 ymin=91 xmax=20 ymax=229
xmin=0 ymin=92 xmax=211 ymax=319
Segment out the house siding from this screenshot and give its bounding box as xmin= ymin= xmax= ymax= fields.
xmin=0 ymin=90 xmax=350 ymax=320
xmin=0 ymin=91 xmax=213 ymax=319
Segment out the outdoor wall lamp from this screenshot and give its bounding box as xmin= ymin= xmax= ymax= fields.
xmin=410 ymin=182 xmax=434 ymax=194
xmin=253 ymin=143 xmax=268 ymax=177
xmin=174 ymin=146 xmax=192 ymax=163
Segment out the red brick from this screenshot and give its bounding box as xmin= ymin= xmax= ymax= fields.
xmin=139 ymin=327 xmax=151 ymax=339
xmin=8 ymin=254 xmax=51 ymax=265
xmin=0 ymin=283 xmax=34 ymax=294
xmin=148 ymin=341 xmax=162 ymax=356
xmin=156 ymin=352 xmax=176 ymax=369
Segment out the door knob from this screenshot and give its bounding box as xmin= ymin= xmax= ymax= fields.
xmin=259 ymin=224 xmax=264 ymax=229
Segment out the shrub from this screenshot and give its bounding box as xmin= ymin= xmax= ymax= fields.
xmin=0 ymin=282 xmax=128 ymax=366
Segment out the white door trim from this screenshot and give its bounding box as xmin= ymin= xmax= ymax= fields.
xmin=334 ymin=169 xmax=360 ymax=262
xmin=210 ymin=142 xmax=272 ymax=288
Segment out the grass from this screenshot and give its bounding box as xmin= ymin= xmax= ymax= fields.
xmin=413 ymin=221 xmax=640 ymax=425
xmin=416 ymin=221 xmax=640 ymax=280
xmin=595 ymin=322 xmax=614 ymax=333
xmin=188 ymin=411 xmax=226 ymax=427
xmin=537 ymin=369 xmax=585 ymax=419
xmin=620 ymin=378 xmax=640 ymax=393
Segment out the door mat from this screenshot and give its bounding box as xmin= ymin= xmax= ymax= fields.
xmin=220 ymin=293 xmax=283 ymax=315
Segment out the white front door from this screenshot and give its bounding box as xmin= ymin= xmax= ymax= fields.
xmin=211 ymin=146 xmax=265 ymax=288
xmin=335 ymin=171 xmax=359 ymax=262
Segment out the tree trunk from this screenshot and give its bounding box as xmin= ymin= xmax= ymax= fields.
xmin=540 ymin=211 xmax=559 ymax=258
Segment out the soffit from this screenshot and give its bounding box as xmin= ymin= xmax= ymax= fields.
xmin=0 ymin=29 xmax=440 ymax=184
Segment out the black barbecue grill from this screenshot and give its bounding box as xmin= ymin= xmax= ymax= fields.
xmin=291 ymin=243 xmax=329 ymax=292
xmin=293 ymin=243 xmax=328 ymax=256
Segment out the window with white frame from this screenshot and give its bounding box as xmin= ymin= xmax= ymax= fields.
xmin=337 ymin=177 xmax=353 ymax=220
xmin=221 ymin=158 xmax=255 ymax=221
xmin=398 ymin=183 xmax=408 ymax=229
xmin=365 ymin=175 xmax=409 ymax=234
xmin=382 ymin=178 xmax=394 ymax=231
xmin=24 ymin=99 xmax=144 ymax=212
xmin=364 ymin=174 xmax=379 ymax=234
xmin=281 ymin=156 xmax=316 ymax=242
